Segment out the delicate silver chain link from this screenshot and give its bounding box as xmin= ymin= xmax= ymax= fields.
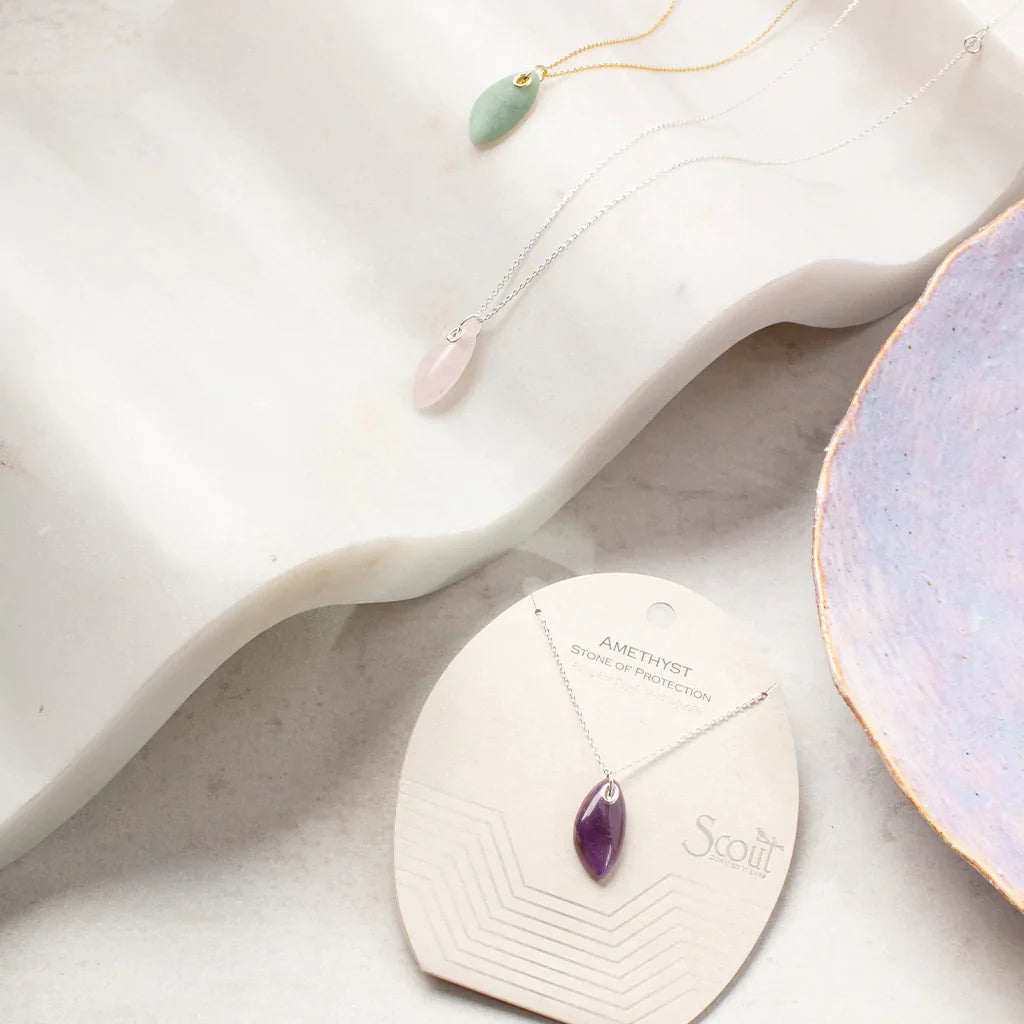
xmin=465 ymin=3 xmax=1016 ymax=328
xmin=612 ymin=685 xmax=775 ymax=778
xmin=532 ymin=598 xmax=777 ymax=782
xmin=532 ymin=599 xmax=614 ymax=778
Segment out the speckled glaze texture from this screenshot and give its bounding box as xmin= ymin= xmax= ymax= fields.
xmin=813 ymin=199 xmax=1024 ymax=912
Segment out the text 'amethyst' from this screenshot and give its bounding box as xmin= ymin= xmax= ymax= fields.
xmin=573 ymin=780 xmax=626 ymax=881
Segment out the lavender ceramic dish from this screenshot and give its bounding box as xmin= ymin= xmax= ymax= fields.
xmin=814 ymin=199 xmax=1024 ymax=912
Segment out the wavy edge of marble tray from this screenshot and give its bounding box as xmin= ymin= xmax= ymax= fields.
xmin=812 ymin=198 xmax=1024 ymax=912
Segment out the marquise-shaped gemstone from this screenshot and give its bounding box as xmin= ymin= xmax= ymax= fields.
xmin=469 ymin=74 xmax=540 ymax=146
xmin=573 ymin=780 xmax=626 ymax=882
xmin=413 ymin=322 xmax=480 ymax=410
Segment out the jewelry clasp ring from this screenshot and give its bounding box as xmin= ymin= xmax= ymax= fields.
xmin=964 ymin=32 xmax=984 ymax=54
xmin=513 ymin=67 xmax=547 ymax=89
xmin=446 ymin=314 xmax=482 ymax=344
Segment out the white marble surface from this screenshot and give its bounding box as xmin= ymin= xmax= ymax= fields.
xmin=2 ymin=315 xmax=1022 ymax=1023
xmin=5 ymin=0 xmax=1024 ymax=868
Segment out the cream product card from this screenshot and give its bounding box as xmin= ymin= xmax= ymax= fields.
xmin=394 ymin=573 xmax=799 ymax=1024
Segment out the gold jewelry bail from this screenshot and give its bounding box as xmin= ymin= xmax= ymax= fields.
xmin=513 ymin=66 xmax=546 ymax=88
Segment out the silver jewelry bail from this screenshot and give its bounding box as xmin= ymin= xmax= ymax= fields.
xmin=446 ymin=314 xmax=482 ymax=344
xmin=601 ymin=779 xmax=621 ymax=803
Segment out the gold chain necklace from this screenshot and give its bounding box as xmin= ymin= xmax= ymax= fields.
xmin=469 ymin=0 xmax=802 ymax=146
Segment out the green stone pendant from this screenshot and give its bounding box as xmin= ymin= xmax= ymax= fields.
xmin=469 ymin=72 xmax=541 ymax=146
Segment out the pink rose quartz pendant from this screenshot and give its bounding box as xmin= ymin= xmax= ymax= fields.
xmin=413 ymin=317 xmax=482 ymax=410
xmin=573 ymin=779 xmax=626 ymax=882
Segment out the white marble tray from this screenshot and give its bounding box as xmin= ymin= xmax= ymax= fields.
xmin=1 ymin=0 xmax=1023 ymax=867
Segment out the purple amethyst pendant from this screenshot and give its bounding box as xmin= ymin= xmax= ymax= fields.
xmin=573 ymin=779 xmax=626 ymax=881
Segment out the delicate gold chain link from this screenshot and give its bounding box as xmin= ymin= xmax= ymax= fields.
xmin=539 ymin=0 xmax=802 ymax=80
xmin=542 ymin=0 xmax=680 ymax=76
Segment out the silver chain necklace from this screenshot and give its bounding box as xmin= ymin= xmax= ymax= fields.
xmin=412 ymin=5 xmax=1013 ymax=410
xmin=532 ymin=597 xmax=777 ymax=882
